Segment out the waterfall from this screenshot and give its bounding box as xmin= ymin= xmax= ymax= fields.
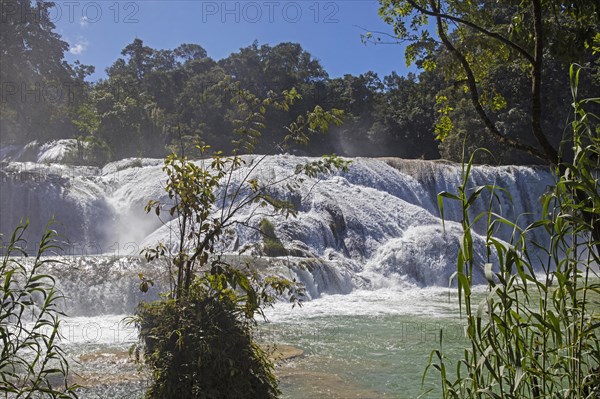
xmin=1 ymin=149 xmax=555 ymax=315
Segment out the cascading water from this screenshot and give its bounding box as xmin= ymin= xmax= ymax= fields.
xmin=0 ymin=146 xmax=556 ymax=397
xmin=1 ymin=151 xmax=555 ymax=304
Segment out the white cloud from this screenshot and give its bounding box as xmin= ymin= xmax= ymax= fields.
xmin=79 ymin=16 xmax=89 ymax=28
xmin=69 ymin=40 xmax=89 ymax=55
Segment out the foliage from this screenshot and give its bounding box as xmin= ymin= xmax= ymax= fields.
xmin=259 ymin=219 xmax=287 ymax=257
xmin=376 ymin=0 xmax=600 ymax=164
xmin=0 ymin=0 xmax=93 ymax=144
xmin=136 ymin=278 xmax=281 ymax=399
xmin=79 ymin=135 xmax=112 ymax=165
xmin=4 ymin=19 xmax=445 ymax=161
xmin=0 ymin=221 xmax=77 ymax=398
xmin=9 ymin=2 xmax=600 ymax=164
xmin=428 ymin=67 xmax=600 ymax=398
xmin=136 ymin=85 xmax=349 ymax=398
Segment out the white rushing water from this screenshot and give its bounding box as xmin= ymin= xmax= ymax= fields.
xmin=1 ymin=149 xmax=555 ymax=306
xmin=2 ymin=145 xmax=557 ymax=398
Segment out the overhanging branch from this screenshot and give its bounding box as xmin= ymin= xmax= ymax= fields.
xmin=428 ymin=0 xmax=547 ymax=161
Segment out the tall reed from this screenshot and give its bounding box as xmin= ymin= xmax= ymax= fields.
xmin=0 ymin=221 xmax=78 ymax=398
xmin=426 ymin=66 xmax=600 ymax=398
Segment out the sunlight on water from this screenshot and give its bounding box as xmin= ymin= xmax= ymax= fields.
xmin=2 ymin=155 xmax=554 ymax=397
xmin=261 ymin=289 xmax=469 ymax=398
xmin=62 ymin=288 xmax=473 ymax=398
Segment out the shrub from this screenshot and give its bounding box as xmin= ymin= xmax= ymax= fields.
xmin=260 ymin=219 xmax=287 ymax=257
xmin=82 ymin=135 xmax=112 ymax=165
xmin=137 ymin=82 xmax=347 ymax=399
xmin=137 ymin=281 xmax=279 ymax=399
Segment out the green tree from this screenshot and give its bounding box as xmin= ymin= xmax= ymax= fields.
xmin=376 ymin=0 xmax=600 ymax=164
xmin=174 ymin=43 xmax=208 ymax=63
xmin=320 ymin=72 xmax=382 ymax=156
xmin=369 ymin=71 xmax=441 ymax=158
xmin=98 ymin=39 xmax=169 ymax=158
xmin=219 ymin=41 xmax=330 ymax=153
xmin=0 ymin=0 xmax=93 ymax=144
xmin=135 ymin=83 xmax=347 ymax=398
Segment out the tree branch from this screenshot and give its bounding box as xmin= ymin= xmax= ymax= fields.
xmin=429 ymin=0 xmax=547 ymax=161
xmin=405 ymin=0 xmax=535 ymax=63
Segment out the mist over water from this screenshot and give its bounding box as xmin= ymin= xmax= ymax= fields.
xmin=1 ymin=147 xmax=557 ymax=398
xmin=1 ymin=147 xmax=555 ymax=309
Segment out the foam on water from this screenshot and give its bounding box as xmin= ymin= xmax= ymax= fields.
xmin=0 ymin=143 xmax=561 ymax=398
xmin=263 ymin=286 xmax=462 ymax=322
xmin=1 ymin=150 xmax=555 ymax=312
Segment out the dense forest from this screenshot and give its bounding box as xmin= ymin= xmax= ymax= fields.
xmin=1 ymin=0 xmax=598 ymax=165
xmin=1 ymin=1 xmax=600 ymax=398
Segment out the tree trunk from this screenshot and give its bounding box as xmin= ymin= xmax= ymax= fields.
xmin=531 ymin=0 xmax=559 ymax=164
xmin=429 ymin=0 xmax=546 ymax=161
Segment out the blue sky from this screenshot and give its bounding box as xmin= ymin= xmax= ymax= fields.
xmin=53 ymin=1 xmax=415 ymax=81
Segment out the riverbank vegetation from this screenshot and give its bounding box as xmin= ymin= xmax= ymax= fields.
xmin=431 ymin=67 xmax=599 ymax=398
xmin=2 ymin=0 xmax=599 ymax=397
xmin=0 ymin=222 xmax=78 ymax=398
xmin=371 ymin=1 xmax=599 ymax=396
xmin=132 ymin=81 xmax=349 ymax=397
